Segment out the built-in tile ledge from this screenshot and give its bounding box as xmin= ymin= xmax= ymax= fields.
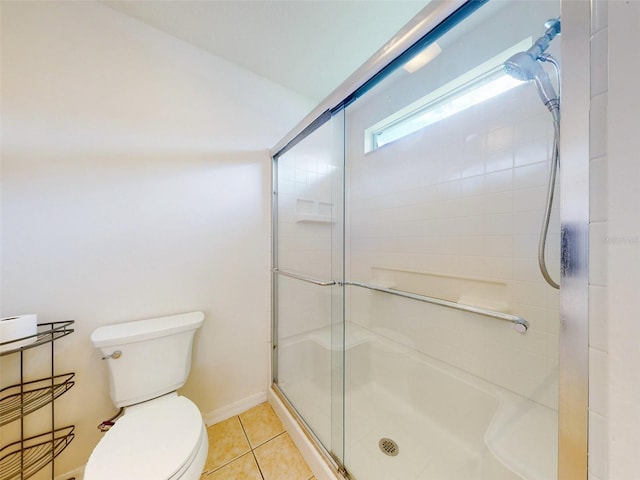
xmin=370 ymin=266 xmax=510 ymax=312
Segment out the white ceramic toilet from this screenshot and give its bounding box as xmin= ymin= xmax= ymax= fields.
xmin=85 ymin=312 xmax=208 ymax=480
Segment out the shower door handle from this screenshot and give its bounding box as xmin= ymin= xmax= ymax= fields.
xmin=272 ymin=268 xmax=336 ymax=286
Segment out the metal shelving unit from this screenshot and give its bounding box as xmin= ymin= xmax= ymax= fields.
xmin=0 ymin=321 xmax=75 ymax=480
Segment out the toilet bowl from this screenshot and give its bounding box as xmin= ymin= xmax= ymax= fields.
xmin=85 ymin=394 xmax=207 ymax=480
xmin=85 ymin=312 xmax=207 ymax=480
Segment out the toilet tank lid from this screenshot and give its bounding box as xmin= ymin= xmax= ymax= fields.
xmin=91 ymin=312 xmax=204 ymax=348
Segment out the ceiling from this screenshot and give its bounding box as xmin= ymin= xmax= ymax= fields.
xmin=104 ymin=1 xmax=427 ymax=101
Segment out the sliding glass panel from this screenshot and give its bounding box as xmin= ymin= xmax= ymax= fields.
xmin=343 ymin=1 xmax=560 ymax=479
xmin=273 ymin=112 xmax=345 ymax=463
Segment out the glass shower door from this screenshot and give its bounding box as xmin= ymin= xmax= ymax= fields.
xmin=342 ymin=1 xmax=561 ymax=479
xmin=272 ymin=111 xmax=345 ymax=466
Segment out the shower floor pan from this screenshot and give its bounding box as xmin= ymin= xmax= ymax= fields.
xmin=277 ymin=323 xmax=557 ymax=480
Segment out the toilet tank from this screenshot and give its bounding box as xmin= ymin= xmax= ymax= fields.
xmin=91 ymin=312 xmax=204 ymax=407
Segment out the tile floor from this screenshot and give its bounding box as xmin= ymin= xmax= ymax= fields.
xmin=200 ymin=402 xmax=316 ymax=480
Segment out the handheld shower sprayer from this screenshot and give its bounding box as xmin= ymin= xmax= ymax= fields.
xmin=504 ymin=19 xmax=562 ymax=290
xmin=503 ymin=18 xmax=561 ymax=115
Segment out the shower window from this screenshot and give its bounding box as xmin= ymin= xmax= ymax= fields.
xmin=365 ymin=38 xmax=532 ymax=152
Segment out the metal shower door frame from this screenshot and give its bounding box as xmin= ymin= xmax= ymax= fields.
xmin=270 ymin=0 xmax=589 ymax=478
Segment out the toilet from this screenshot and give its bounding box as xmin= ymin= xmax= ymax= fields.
xmin=85 ymin=312 xmax=208 ymax=480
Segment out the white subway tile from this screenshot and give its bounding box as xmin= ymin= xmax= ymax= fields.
xmin=590 ymin=93 xmax=608 ymax=160
xmin=546 ymin=286 xmax=561 ymax=310
xmin=513 ymin=258 xmax=541 ymax=282
xmin=454 ymin=255 xmax=485 ymax=278
xmin=589 ymin=347 xmax=609 ymax=416
xmin=513 ymin=187 xmax=546 ymax=212
xmin=484 ymin=235 xmax=513 ymax=257
xmin=460 ymin=175 xmax=484 ymax=197
xmin=483 ymin=169 xmax=513 ymax=194
xmin=458 ymin=215 xmax=486 ymax=237
xmin=591 ymin=28 xmax=609 ymax=96
xmin=589 ymin=221 xmax=608 ymax=286
xmin=514 ymin=162 xmax=549 ymax=189
xmin=485 ymin=151 xmax=513 ymax=173
xmin=514 ymin=141 xmax=551 ymax=168
xmin=513 ymin=210 xmax=543 ymax=235
xmin=590 ymin=156 xmax=608 ymax=223
xmin=461 ymin=153 xmax=485 ymax=178
xmin=484 ymin=213 xmax=514 ymax=236
xmin=589 ymin=285 xmax=609 ymax=351
xmin=484 ymin=256 xmax=512 ymax=280
xmin=479 ymin=191 xmax=513 ymax=215
xmin=547 ymin=334 xmax=560 ymax=365
xmin=512 ymin=281 xmax=548 ymax=308
xmin=435 ymin=179 xmax=462 ymax=200
xmin=591 ymin=0 xmax=608 ymax=34
xmin=588 ymin=411 xmax=609 ymax=480
xmin=513 ymin=234 xmax=538 ymax=258
xmin=514 ymin=113 xmax=552 ymax=146
xmin=545 ymin=377 xmax=559 ymax=410
xmin=456 ymin=235 xmax=484 ymax=256
xmin=486 ymin=125 xmax=514 ymax=153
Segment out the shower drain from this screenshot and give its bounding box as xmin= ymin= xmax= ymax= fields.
xmin=378 ymin=437 xmax=399 ymax=456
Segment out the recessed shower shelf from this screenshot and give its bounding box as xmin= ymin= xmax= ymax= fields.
xmin=0 ymin=373 xmax=75 ymax=426
xmin=294 ymin=213 xmax=335 ymax=224
xmin=0 ymin=426 xmax=75 ymax=480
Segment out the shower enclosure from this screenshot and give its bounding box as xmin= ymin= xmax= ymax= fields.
xmin=272 ymin=1 xmax=584 ymax=479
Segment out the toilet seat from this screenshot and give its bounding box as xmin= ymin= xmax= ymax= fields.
xmin=85 ymin=394 xmax=205 ymax=480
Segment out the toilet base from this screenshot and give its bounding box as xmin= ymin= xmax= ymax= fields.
xmin=168 ymin=423 xmax=208 ymax=480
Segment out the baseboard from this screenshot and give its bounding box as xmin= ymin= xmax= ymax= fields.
xmin=56 ymin=465 xmax=85 ymax=480
xmin=268 ymin=386 xmax=341 ymax=480
xmin=203 ymin=390 xmax=267 ymax=426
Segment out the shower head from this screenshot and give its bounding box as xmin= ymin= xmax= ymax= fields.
xmin=504 ymin=51 xmax=559 ymax=112
xmin=503 ymin=51 xmax=541 ymax=82
xmin=503 ymin=18 xmax=561 ymax=114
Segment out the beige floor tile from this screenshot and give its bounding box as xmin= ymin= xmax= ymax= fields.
xmin=254 ymin=433 xmax=313 ymax=480
xmin=202 ymin=453 xmax=263 ymax=480
xmin=239 ymin=402 xmax=285 ymax=447
xmin=203 ymin=416 xmax=250 ymax=473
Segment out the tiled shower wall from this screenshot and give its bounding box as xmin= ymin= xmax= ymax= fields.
xmin=345 ymin=77 xmax=561 ymax=409
xmin=588 ymin=0 xmax=608 ymax=478
xmin=276 ymin=123 xmax=336 ymax=340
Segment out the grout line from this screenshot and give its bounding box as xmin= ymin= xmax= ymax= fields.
xmin=206 ymin=405 xmax=309 ymax=480
xmin=252 ymin=430 xmax=287 ymax=450
xmin=203 ymin=416 xmax=251 ymax=476
xmin=205 ymin=450 xmax=251 ymax=476
xmin=251 ymin=449 xmax=266 ymax=480
xmin=238 ymin=415 xmax=266 ymax=480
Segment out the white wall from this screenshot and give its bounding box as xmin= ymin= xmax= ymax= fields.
xmin=0 ymin=1 xmax=313 ymax=477
xmin=601 ymin=1 xmax=640 ymax=479
xmin=580 ymin=1 xmax=640 ymax=478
